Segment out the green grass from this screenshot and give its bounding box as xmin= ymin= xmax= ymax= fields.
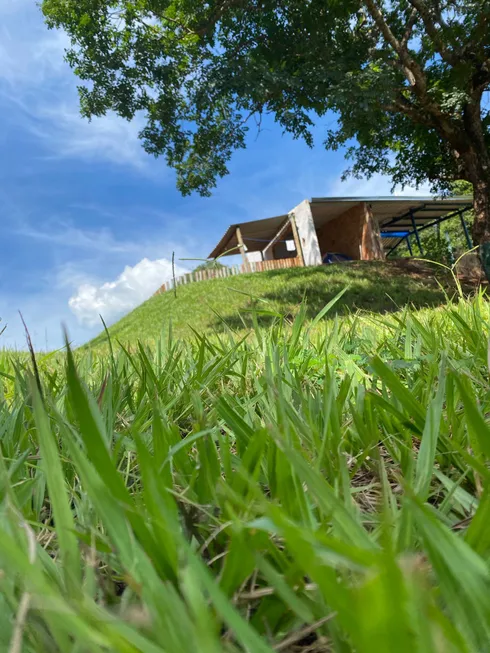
xmin=89 ymin=260 xmax=451 ymax=346
xmin=1 ymin=281 xmax=490 ymax=651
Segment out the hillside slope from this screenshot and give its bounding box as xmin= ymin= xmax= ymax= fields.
xmin=2 ymin=289 xmax=490 ymax=650
xmin=88 ymin=260 xmax=454 ymax=347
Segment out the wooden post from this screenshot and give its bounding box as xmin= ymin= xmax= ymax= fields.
xmin=290 ymin=215 xmax=305 ymax=266
xmin=361 ymin=203 xmax=385 ymax=261
xmin=236 ymin=226 xmax=248 ymax=267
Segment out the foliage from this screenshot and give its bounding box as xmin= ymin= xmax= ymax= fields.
xmin=393 ymin=213 xmax=474 ymax=264
xmin=420 ymin=226 xmax=457 ymax=264
xmin=193 ymin=259 xmax=227 ymax=272
xmin=42 ymin=0 xmax=490 ymax=201
xmin=392 ymin=181 xmax=475 ymax=264
xmin=88 ymin=261 xmax=450 ymax=347
xmin=453 ymin=180 xmax=474 ymax=197
xmin=1 ymin=289 xmax=490 ymax=651
xmin=422 ymin=217 xmax=473 ymax=263
xmin=423 ymin=181 xmax=475 ymax=263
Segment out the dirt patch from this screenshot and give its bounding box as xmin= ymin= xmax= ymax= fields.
xmin=379 ymin=257 xmax=483 ymax=289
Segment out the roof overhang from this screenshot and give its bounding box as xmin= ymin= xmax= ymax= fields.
xmin=208 ymin=214 xmax=289 ymax=259
xmin=310 ymin=196 xmax=473 ymax=232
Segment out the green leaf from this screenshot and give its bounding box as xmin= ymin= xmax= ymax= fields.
xmin=454 ymin=374 xmax=490 ymax=460
xmin=185 ymin=547 xmax=276 ymax=653
xmin=414 ymin=357 xmax=446 ymax=500
xmin=32 ymin=383 xmax=81 ymax=596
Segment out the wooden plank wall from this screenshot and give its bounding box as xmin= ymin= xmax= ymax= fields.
xmin=154 ymin=257 xmax=302 ymax=295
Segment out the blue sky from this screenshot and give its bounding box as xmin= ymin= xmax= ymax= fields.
xmin=0 ymin=0 xmax=430 ymax=349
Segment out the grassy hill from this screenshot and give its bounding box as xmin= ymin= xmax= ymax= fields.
xmin=90 ymin=260 xmax=453 ymax=347
xmin=1 ymin=283 xmax=489 ymax=651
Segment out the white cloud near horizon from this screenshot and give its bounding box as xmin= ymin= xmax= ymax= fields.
xmin=68 ymin=257 xmax=189 ymax=327
xmin=0 ymin=250 xmax=191 ymax=350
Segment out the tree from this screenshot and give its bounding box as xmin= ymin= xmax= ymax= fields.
xmin=42 ymin=1 xmax=490 ymax=263
xmin=194 ymin=259 xmax=227 ymax=272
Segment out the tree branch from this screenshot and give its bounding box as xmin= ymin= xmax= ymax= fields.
xmin=195 ymin=0 xmax=251 ymax=37
xmin=406 ymin=0 xmax=458 ymax=64
xmin=362 ymin=0 xmax=470 ymax=148
xmin=363 ymin=0 xmax=426 ymax=93
xmin=401 ymin=7 xmax=419 ymax=48
xmin=385 ymin=91 xmax=469 ymax=158
xmin=363 ymin=0 xmax=401 ymax=53
xmin=385 ymin=95 xmax=434 ymax=129
xmin=432 ymin=0 xmax=449 ymax=29
xmin=408 ymin=0 xmax=490 ymax=118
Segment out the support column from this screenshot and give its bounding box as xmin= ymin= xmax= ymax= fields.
xmin=406 ymin=236 xmax=413 ymax=257
xmin=290 ymin=215 xmax=305 ymax=266
xmin=410 ymin=210 xmax=424 ymax=255
xmin=290 ymin=200 xmax=322 ymax=266
xmin=361 ymin=203 xmax=385 ymax=260
xmin=236 ymin=226 xmax=247 ymax=264
xmin=459 ymin=210 xmax=473 ymax=249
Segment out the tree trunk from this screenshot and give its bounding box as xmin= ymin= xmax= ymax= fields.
xmin=471 ymin=177 xmax=490 ymax=281
xmin=459 ymin=99 xmax=490 ymax=278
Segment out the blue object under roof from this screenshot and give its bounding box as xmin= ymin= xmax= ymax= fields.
xmin=381 ymin=231 xmax=409 ymax=238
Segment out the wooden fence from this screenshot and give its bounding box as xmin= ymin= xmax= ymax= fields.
xmin=155 ymin=257 xmax=302 ymax=295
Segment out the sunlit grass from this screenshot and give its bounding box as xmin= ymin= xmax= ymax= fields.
xmin=89 ymin=260 xmax=451 ymax=347
xmin=1 ymin=287 xmax=490 ymax=651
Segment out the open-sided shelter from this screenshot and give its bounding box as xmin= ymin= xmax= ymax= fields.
xmin=209 ymin=196 xmax=473 ymax=268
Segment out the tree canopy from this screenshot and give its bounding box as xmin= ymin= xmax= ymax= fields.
xmin=43 ymin=1 xmax=490 ymax=237
xmin=194 ymin=259 xmax=227 ymax=272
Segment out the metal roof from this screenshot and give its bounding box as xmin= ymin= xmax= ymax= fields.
xmin=311 ymin=195 xmax=466 ymax=202
xmin=209 ymin=196 xmax=473 ymax=259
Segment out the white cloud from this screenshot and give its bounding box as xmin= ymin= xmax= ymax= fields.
xmin=0 ymin=0 xmax=31 ymax=14
xmin=19 ymin=99 xmax=148 ymax=172
xmin=0 ymin=25 xmax=69 ymax=87
xmin=68 ymin=257 xmax=189 ymax=327
xmin=0 ymin=3 xmax=151 ymax=170
xmin=0 ymin=238 xmax=192 ymax=350
xmin=13 ymin=217 xmax=197 ymax=270
xmin=2 ymin=211 xmax=196 ymax=348
xmin=37 ymin=105 xmax=146 ymax=168
xmin=15 ymin=219 xmax=147 ymax=253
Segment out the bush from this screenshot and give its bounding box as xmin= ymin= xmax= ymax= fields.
xmin=194 ymin=259 xmax=227 ymax=272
